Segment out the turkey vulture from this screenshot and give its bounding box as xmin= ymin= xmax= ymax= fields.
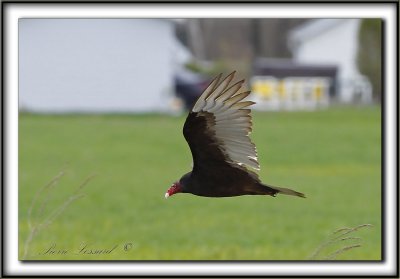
xmin=165 ymin=72 xmax=305 ymax=199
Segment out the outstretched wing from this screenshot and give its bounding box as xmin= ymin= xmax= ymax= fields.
xmin=183 ymin=71 xmax=260 ymax=171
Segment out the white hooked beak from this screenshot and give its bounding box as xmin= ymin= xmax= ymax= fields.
xmin=165 ymin=192 xmax=169 ymax=199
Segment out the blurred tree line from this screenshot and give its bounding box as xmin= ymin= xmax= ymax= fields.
xmin=357 ymin=19 xmax=382 ymax=102
xmin=176 ymin=19 xmax=308 ymax=77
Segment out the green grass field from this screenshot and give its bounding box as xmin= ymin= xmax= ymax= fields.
xmin=19 ymin=107 xmax=381 ymax=260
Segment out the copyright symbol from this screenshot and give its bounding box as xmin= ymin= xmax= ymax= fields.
xmin=124 ymin=243 xmax=133 ymax=251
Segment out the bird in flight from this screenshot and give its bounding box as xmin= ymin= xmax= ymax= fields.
xmin=165 ymin=72 xmax=305 ymax=199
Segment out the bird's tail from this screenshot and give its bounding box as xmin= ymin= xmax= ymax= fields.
xmin=260 ymin=183 xmax=306 ymax=198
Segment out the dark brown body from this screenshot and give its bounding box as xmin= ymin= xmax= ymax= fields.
xmin=181 ymin=163 xmax=278 ymax=197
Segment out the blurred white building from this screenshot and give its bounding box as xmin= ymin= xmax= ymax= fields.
xmin=19 ymin=19 xmax=191 ymax=113
xmin=288 ymin=19 xmax=372 ymax=104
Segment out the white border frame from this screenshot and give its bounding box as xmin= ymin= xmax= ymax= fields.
xmin=3 ymin=3 xmax=398 ymax=277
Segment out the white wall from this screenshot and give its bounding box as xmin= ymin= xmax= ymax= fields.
xmin=19 ymin=19 xmax=176 ymax=113
xmin=293 ymin=19 xmax=360 ymax=79
xmin=292 ymin=19 xmax=362 ymax=102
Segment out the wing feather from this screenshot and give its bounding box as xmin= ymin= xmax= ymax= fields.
xmin=216 ymin=80 xmax=245 ymax=102
xmin=183 ymin=71 xmax=260 ymax=171
xmin=192 ymin=73 xmax=222 ymax=112
xmin=224 ymin=91 xmax=251 ymax=107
